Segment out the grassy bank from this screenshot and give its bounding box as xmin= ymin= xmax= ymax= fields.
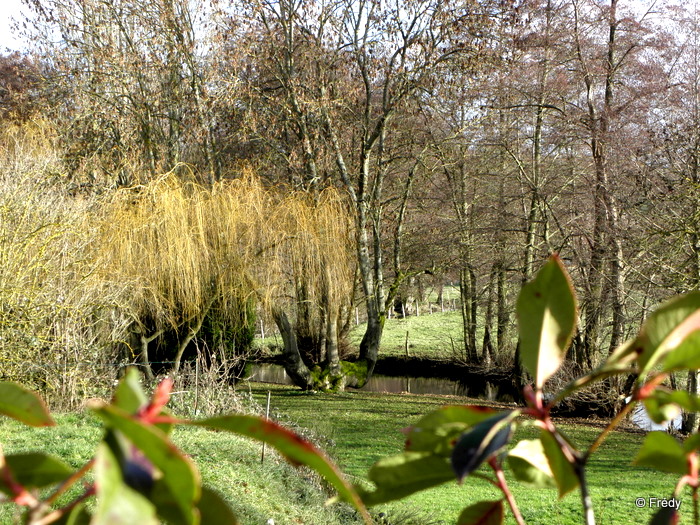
xmin=0 ymin=412 xmax=362 ymax=525
xmin=0 ymin=386 xmax=690 ymax=524
xmin=248 ymin=384 xmax=692 ymax=525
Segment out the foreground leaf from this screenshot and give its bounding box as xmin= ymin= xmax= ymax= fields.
xmin=91 ymin=403 xmax=200 ymax=525
xmin=198 ymin=487 xmax=240 ymax=524
xmin=540 ymin=430 xmax=578 ymax=498
xmin=661 ymin=331 xmax=700 ymax=372
xmin=0 ymin=382 xmax=54 ymax=427
xmin=644 ymin=394 xmax=683 ymax=425
xmin=190 ymin=415 xmax=370 ymax=522
xmin=516 ymin=255 xmax=577 ymax=389
xmin=451 ymin=412 xmax=515 ymax=482
xmin=0 ymin=453 xmax=73 ymax=494
xmin=457 ymin=500 xmax=504 ymax=525
xmin=359 ymin=451 xmax=455 ymax=506
xmin=507 ymin=439 xmax=556 ymax=489
xmin=682 ymin=432 xmax=700 ymax=453
xmin=405 ymin=405 xmax=498 ymax=456
xmin=112 ymin=368 xmax=149 ymax=414
xmin=93 ymin=442 xmax=158 ymax=525
xmin=634 ymin=292 xmax=700 ymax=374
xmin=633 ymin=432 xmax=687 ymax=475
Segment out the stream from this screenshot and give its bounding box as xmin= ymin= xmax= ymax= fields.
xmin=249 ymin=363 xmax=515 ymax=401
xmin=248 ymin=363 xmax=680 ymax=432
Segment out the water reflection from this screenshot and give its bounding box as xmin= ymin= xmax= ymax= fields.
xmin=631 ymin=403 xmax=681 ymax=432
xmin=250 ymin=363 xmax=293 ymax=385
xmin=248 ymin=364 xmax=514 ymax=402
xmin=362 ymin=375 xmax=509 ymax=401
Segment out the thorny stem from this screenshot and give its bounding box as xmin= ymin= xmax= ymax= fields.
xmin=489 ymin=457 xmax=526 ymax=525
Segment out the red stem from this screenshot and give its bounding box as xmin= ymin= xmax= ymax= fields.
xmin=489 ymin=457 xmax=526 ymax=525
xmin=32 ymin=486 xmax=96 ymax=525
xmin=44 ymin=459 xmax=95 ymax=506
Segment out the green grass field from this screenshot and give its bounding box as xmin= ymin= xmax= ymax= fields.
xmin=0 ymin=386 xmax=691 ymax=524
xmin=348 ymin=311 xmax=467 ymax=362
xmin=249 ymin=384 xmax=693 ymax=525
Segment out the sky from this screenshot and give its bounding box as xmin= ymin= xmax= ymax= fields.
xmin=0 ymin=0 xmax=31 ymax=53
xmin=0 ymin=0 xmax=688 ymax=55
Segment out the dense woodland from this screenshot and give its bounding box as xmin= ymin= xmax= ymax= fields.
xmin=1 ymin=0 xmax=699 ymax=421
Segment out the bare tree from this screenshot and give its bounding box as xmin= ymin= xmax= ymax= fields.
xmin=22 ymin=0 xmax=221 ymax=184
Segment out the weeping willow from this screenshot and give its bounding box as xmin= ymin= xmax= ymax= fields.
xmin=97 ymin=171 xmax=355 ymax=378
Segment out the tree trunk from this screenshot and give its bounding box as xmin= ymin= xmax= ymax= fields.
xmin=138 ymin=330 xmax=160 ymax=381
xmin=326 ymin=302 xmax=341 ymax=376
xmin=482 ymin=265 xmax=496 ymax=365
xmin=359 ymin=307 xmax=383 ymax=381
xmin=459 ymin=267 xmax=477 ymax=362
xmin=574 ymin=0 xmax=625 ymax=369
xmin=272 ymin=308 xmax=313 ymax=389
xmin=496 ymin=259 xmax=508 ymax=353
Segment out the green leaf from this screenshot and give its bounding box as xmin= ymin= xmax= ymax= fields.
xmin=457 ymin=500 xmax=504 ymax=525
xmin=91 ymin=404 xmax=200 ymax=525
xmin=110 ymin=370 xmax=174 ymax=435
xmin=405 ymin=405 xmax=499 ymax=456
xmin=198 ymin=486 xmax=240 ymax=524
xmin=517 ymin=255 xmax=577 ymax=389
xmin=101 ymin=429 xmax=157 ymax=497
xmin=451 ymin=412 xmax=515 ymax=482
xmin=93 ymin=442 xmax=159 ymax=525
xmin=644 ymin=391 xmax=686 ymax=425
xmin=661 ymin=331 xmax=700 ymax=372
xmin=644 ymin=400 xmax=681 ymax=426
xmin=0 ymin=382 xmax=54 ymax=427
xmin=112 ymin=368 xmax=148 ymax=414
xmin=190 ymin=415 xmax=369 ymax=521
xmin=540 ymin=430 xmax=578 ymax=498
xmin=644 ymin=389 xmax=689 ymax=424
xmin=634 ymin=432 xmax=687 ymax=475
xmin=633 ymin=292 xmax=700 ymax=374
xmin=359 ymin=451 xmax=455 ymax=506
xmin=603 ymin=338 xmax=639 ymax=370
xmin=0 ymin=453 xmax=73 ymax=494
xmin=507 ymin=439 xmax=556 ymax=489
